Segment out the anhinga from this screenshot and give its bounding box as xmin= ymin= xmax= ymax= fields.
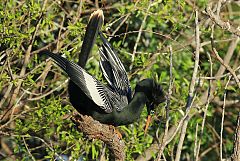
xmin=41 ymin=9 xmax=165 ymax=134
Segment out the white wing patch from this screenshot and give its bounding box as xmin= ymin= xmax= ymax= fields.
xmin=43 ymin=51 xmax=115 ymax=113
xmin=82 ymin=71 xmax=105 ymax=107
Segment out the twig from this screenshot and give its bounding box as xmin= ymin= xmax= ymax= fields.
xmin=213 ymin=97 xmax=239 ymax=107
xmin=209 ymin=20 xmax=240 ymax=89
xmin=136 ymin=125 xmax=177 ymax=161
xmin=194 ymin=123 xmax=199 ymax=159
xmin=175 ymin=10 xmax=200 ymax=161
xmin=198 ymin=35 xmax=239 ymax=107
xmin=174 ymin=116 xmax=190 ymax=161
xmin=73 ymin=0 xmax=83 ymax=24
xmin=0 ymin=107 xmax=40 ymax=130
xmin=22 ymin=136 xmax=36 ymax=161
xmin=156 ymin=45 xmax=173 ymax=160
xmin=7 ymin=13 xmax=43 ymax=122
xmin=220 ymin=76 xmax=231 ymax=160
xmin=136 ymin=3 xmax=239 ymax=161
xmin=112 ymin=30 xmax=172 ymax=41
xmin=211 ymin=46 xmax=240 ymax=89
xmin=0 ymin=131 xmax=64 ymax=161
xmin=110 ymin=0 xmax=140 ymax=37
xmin=205 ymin=2 xmax=240 ymax=37
xmin=130 ymin=1 xmax=152 ymax=70
xmin=136 ymin=109 xmax=196 ymax=161
xmin=0 ymin=83 xmax=13 ymax=109
xmin=199 ymin=142 xmax=220 ymax=159
xmin=28 ymin=79 xmax=69 ymax=101
xmin=209 ymin=16 xmax=240 ymax=89
xmin=187 ymin=10 xmax=200 ymax=111
xmin=199 ymin=65 xmax=240 ymax=80
xmin=1 ymin=88 xmax=28 ymax=122
xmin=195 ymin=51 xmax=213 ymax=161
xmin=1 ymin=138 xmax=14 ymax=158
xmin=216 ymin=0 xmax=223 ymax=18
xmin=196 ymin=1 xmax=240 ymax=108
xmin=200 ymin=38 xmax=237 ymax=48
xmin=111 ymin=14 xmax=131 ymax=38
xmin=231 ymin=112 xmax=240 ymax=161
xmin=13 ymin=61 xmax=46 ymax=79
xmin=35 ymin=60 xmax=53 ymax=93
xmin=207 ymin=123 xmax=221 ymax=141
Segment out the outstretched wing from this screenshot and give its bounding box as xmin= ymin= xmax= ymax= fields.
xmin=99 ymin=32 xmax=131 ymax=103
xmin=42 ymin=51 xmax=125 ymax=113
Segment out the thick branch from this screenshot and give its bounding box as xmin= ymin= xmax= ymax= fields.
xmin=71 ymin=114 xmax=125 ymax=161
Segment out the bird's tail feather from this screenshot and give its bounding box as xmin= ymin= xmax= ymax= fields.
xmin=40 ymin=50 xmax=68 ymax=72
xmin=78 ymin=9 xmax=104 ymax=67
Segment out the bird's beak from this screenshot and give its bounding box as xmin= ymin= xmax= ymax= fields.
xmin=144 ymin=115 xmax=152 ymax=135
xmin=145 ymin=102 xmax=154 ymax=135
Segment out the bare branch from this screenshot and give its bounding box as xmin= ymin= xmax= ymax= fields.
xmin=205 ymin=2 xmax=240 ymax=37
xmin=231 ymin=112 xmax=240 ymax=161
xmin=211 ymin=46 xmax=240 ymax=89
xmin=175 ymin=10 xmax=201 ymax=161
xmin=0 ymin=131 xmax=64 ymax=160
xmin=22 ymin=137 xmax=36 ymax=161
xmin=220 ymin=76 xmax=231 ymax=160
xmin=156 ymin=45 xmax=173 ymax=160
xmin=195 ymin=51 xmax=213 ymax=161
xmin=198 ymin=36 xmax=239 ymax=106
xmin=130 ymin=1 xmax=152 ymax=70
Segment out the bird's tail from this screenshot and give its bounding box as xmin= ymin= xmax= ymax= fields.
xmin=78 ymin=9 xmax=104 ymax=68
xmin=40 ymin=50 xmax=69 ymax=73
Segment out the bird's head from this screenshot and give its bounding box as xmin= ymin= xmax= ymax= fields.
xmin=146 ymin=80 xmax=166 ymax=113
xmin=136 ymin=78 xmax=166 ymax=134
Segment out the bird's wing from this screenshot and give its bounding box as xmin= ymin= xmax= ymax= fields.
xmin=42 ymin=51 xmax=125 ymax=113
xmin=99 ymin=32 xmax=132 ymax=103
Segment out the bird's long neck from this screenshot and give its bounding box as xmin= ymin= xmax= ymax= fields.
xmin=116 ymin=91 xmax=147 ymax=125
xmin=128 ymin=92 xmax=147 ymax=115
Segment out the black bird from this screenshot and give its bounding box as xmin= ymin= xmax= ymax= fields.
xmin=41 ymin=10 xmax=165 ymax=133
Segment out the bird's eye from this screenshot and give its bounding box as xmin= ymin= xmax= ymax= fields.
xmin=150 ymin=110 xmax=155 ymax=115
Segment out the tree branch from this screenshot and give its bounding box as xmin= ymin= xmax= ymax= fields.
xmin=205 ymin=2 xmax=240 ymax=37
xmin=71 ymin=114 xmax=125 ymax=161
xmin=231 ymin=112 xmax=240 ymax=161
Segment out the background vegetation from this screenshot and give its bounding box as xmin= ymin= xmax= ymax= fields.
xmin=0 ymin=0 xmax=239 ymax=160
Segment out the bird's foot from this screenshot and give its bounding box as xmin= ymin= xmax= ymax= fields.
xmin=115 ymin=128 xmax=122 ymax=139
xmin=110 ymin=125 xmax=122 ymax=139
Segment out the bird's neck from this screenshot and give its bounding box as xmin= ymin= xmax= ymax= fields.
xmin=120 ymin=91 xmax=147 ymax=121
xmin=110 ymin=91 xmax=148 ymax=126
xmin=114 ymin=91 xmax=147 ymax=125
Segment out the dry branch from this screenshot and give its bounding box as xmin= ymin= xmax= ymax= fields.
xmin=198 ymin=36 xmax=239 ymax=106
xmin=220 ymin=76 xmax=232 ymax=160
xmin=211 ymin=47 xmax=240 ymax=89
xmin=175 ymin=10 xmax=201 ymax=161
xmin=205 ymin=3 xmax=240 ymax=37
xmin=231 ymin=112 xmax=240 ymax=161
xmin=156 ymin=45 xmax=173 ymax=160
xmin=130 ymin=0 xmax=151 ymax=70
